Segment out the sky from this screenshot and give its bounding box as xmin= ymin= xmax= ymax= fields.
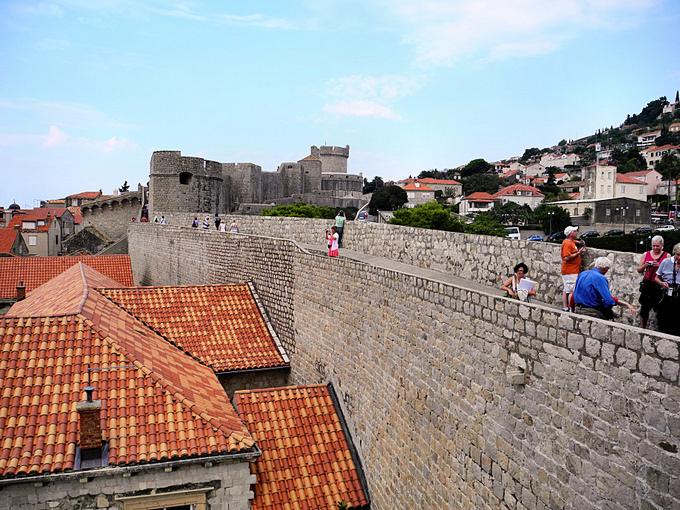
xmin=1 ymin=0 xmax=679 ymax=208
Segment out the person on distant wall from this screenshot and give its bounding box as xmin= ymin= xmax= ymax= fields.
xmin=334 ymin=210 xmax=346 ymax=247
xmin=561 ymin=226 xmax=585 ymax=312
xmin=214 ymin=214 xmax=221 ymax=230
xmin=219 ymin=220 xmax=227 ymax=232
xmin=229 ymin=221 xmax=239 ymax=233
xmin=159 ymin=215 xmax=167 ymax=225
xmin=192 ymin=217 xmax=199 ymax=228
xmin=202 ymin=216 xmax=210 ymax=230
xmin=325 ymin=226 xmax=339 ymax=257
xmin=637 ymin=235 xmax=669 ymax=329
xmin=655 ymin=243 xmax=680 ymax=336
xmin=573 ymin=256 xmax=636 ymax=320
xmin=153 ymin=215 xmax=159 ymax=223
xmin=500 ymin=262 xmax=536 ymax=302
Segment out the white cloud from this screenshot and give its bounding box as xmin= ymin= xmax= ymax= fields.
xmin=378 ymin=0 xmax=658 ymax=66
xmin=0 ymin=98 xmax=133 ymax=129
xmin=324 ymin=101 xmax=401 ymax=120
xmin=43 ymin=125 xmax=68 ymax=147
xmin=323 ymin=74 xmax=424 ymax=120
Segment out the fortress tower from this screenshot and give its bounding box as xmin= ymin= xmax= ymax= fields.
xmin=149 ymin=151 xmax=225 ymax=214
xmin=311 ymin=145 xmax=350 ymax=174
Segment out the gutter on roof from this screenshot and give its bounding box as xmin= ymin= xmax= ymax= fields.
xmin=216 ymin=365 xmax=290 ymax=377
xmin=0 ymin=447 xmax=261 ymax=487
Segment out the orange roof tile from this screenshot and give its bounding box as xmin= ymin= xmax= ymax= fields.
xmin=235 ymin=385 xmax=368 ymax=510
xmin=67 ymin=206 xmax=82 ymax=224
xmin=0 ymin=228 xmax=20 ymax=254
xmin=66 ymin=191 xmax=102 ymax=200
xmin=0 ymin=255 xmax=134 ymax=300
xmin=493 ymin=183 xmax=544 ymax=198
xmin=401 ymin=183 xmax=434 ymax=191
xmin=463 ymin=192 xmax=495 ymax=202
xmin=7 ymin=210 xmax=56 ymax=232
xmin=99 ymin=284 xmax=290 ymax=372
xmin=0 ymin=267 xmax=255 ymax=479
xmin=415 ymin=178 xmax=461 ymax=185
xmin=616 ymin=173 xmax=647 ymax=185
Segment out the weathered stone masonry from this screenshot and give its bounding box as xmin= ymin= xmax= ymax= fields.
xmin=129 ymin=223 xmax=680 ymax=510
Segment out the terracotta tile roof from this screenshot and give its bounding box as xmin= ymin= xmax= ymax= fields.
xmin=401 ymin=183 xmax=434 ymax=191
xmin=0 ymin=255 xmax=134 ymax=300
xmin=502 ymin=169 xmax=520 ymax=178
xmin=299 ymin=155 xmax=321 ymax=162
xmin=66 ymin=191 xmax=102 ymax=200
xmin=463 ymin=192 xmax=495 ymax=202
xmin=7 ymin=210 xmax=56 ymax=233
xmin=416 ymin=178 xmax=461 ymax=185
xmin=616 ymin=173 xmax=647 ymax=184
xmin=67 ymin=206 xmax=82 ymax=224
xmin=625 ymin=170 xmax=653 ymax=177
xmin=569 ymin=192 xmax=581 ymax=199
xmin=235 ymin=385 xmax=368 ymax=510
xmin=99 ymin=284 xmax=289 ymax=373
xmin=640 ymin=144 xmax=680 ymax=153
xmin=494 ymin=184 xmax=544 ymax=198
xmin=0 ymin=267 xmax=255 ymax=479
xmin=0 ymin=228 xmax=19 ymax=254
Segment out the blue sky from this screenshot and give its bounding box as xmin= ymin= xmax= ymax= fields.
xmin=1 ymin=0 xmax=679 ymax=208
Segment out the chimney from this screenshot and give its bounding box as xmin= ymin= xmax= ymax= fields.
xmin=76 ymin=386 xmax=103 ymax=451
xmin=16 ymin=281 xmax=25 ymax=301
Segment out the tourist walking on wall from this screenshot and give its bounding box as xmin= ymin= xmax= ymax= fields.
xmin=326 ymin=226 xmax=339 ymax=257
xmin=573 ymin=257 xmax=637 ymax=320
xmin=159 ymin=215 xmax=167 ymax=225
xmin=637 ymin=235 xmax=669 ymax=328
xmin=561 ymin=226 xmax=585 ymax=311
xmin=655 ymin=243 xmax=680 ymax=336
xmin=229 ymin=221 xmax=239 ymax=233
xmin=214 ymin=215 xmax=221 ymax=230
xmin=153 ymin=215 xmax=159 ymax=223
xmin=202 ymin=216 xmax=210 ymax=230
xmin=334 ymin=210 xmax=346 ymax=247
xmin=501 ymin=263 xmax=536 ymax=302
xmin=192 ymin=217 xmax=199 ymax=228
xmin=219 ymin=220 xmax=227 ymax=232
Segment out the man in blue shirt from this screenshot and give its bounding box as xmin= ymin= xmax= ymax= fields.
xmin=573 ymin=257 xmax=636 ymax=320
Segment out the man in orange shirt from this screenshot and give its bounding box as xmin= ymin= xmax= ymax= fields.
xmin=561 ymin=226 xmax=585 ymax=311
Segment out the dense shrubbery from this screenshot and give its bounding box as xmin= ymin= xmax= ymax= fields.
xmin=390 ymin=201 xmax=507 ymax=236
xmin=586 ymin=230 xmax=680 ymax=254
xmin=262 ymin=203 xmax=338 ymax=219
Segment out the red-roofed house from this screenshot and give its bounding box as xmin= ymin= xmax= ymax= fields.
xmin=65 ymin=190 xmax=103 ymax=207
xmin=0 ymin=227 xmax=28 ymax=257
xmin=615 ymin=173 xmax=648 ymax=200
xmin=398 ymin=177 xmax=462 ymax=200
xmin=459 ymin=192 xmax=496 ymax=215
xmin=493 ymin=184 xmax=544 ymax=209
xmin=6 ymin=208 xmax=69 ymax=256
xmin=624 ymin=169 xmax=663 ymax=196
xmin=640 ymin=144 xmax=680 ymax=169
xmin=400 ymin=182 xmax=436 ymax=207
xmin=0 ymin=263 xmax=261 ymax=508
xmin=637 ymin=130 xmax=662 ymax=148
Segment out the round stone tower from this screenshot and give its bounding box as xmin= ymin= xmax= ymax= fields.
xmin=310 ymin=145 xmax=350 ymax=174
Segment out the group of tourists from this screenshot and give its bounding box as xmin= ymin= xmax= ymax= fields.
xmin=503 ymin=224 xmax=680 ymax=335
xmin=191 ymin=215 xmax=239 ymax=233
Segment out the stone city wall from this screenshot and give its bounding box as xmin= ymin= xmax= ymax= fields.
xmin=2 ymin=458 xmax=255 ymax=510
xmin=81 ymin=195 xmax=143 ymax=240
xmin=129 ymin=223 xmax=680 ymax=510
xmin=153 ymin=213 xmax=645 ymax=306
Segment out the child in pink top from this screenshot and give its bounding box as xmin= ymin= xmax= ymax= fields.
xmin=326 ymin=226 xmax=339 ymax=257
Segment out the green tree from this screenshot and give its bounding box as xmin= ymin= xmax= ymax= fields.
xmin=657 ymin=154 xmax=680 ymax=209
xmin=460 ymin=158 xmax=492 ymax=177
xmin=462 ymin=173 xmax=500 ymax=194
xmin=532 ymin=204 xmax=571 ymax=234
xmin=464 ymin=213 xmax=507 ymax=236
xmin=368 ymin=185 xmax=408 ymax=214
xmin=611 ymin=148 xmax=645 ymax=173
xmin=418 ymin=169 xmax=447 ymax=179
xmin=262 ymin=203 xmax=336 ymax=219
xmin=390 ymin=201 xmax=465 ymax=231
xmin=558 ymin=139 xmax=567 ymax=146
xmin=490 ymin=202 xmax=531 ymax=225
xmin=520 ymin=148 xmax=542 ymax=163
xmin=624 ymin=97 xmax=668 ymax=127
xmin=362 ymin=176 xmax=384 ymax=194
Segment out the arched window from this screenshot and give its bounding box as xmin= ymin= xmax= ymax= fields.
xmin=179 ymin=172 xmax=193 ymax=185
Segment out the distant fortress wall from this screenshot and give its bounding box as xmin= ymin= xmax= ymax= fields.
xmin=129 ymin=222 xmax=680 ymax=510
xmin=148 ymin=146 xmax=363 ymax=215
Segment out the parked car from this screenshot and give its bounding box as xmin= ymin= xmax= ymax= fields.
xmin=505 ymin=226 xmax=521 ymax=240
xmin=603 ymin=229 xmax=625 ymax=237
xmin=580 ymin=230 xmax=600 ymax=239
xmin=630 ymin=226 xmax=653 ymax=236
xmin=546 ymin=231 xmax=566 ymax=243
xmin=654 ymin=224 xmax=675 ymax=232
xmin=527 ymin=234 xmax=544 ymax=242
xmin=356 ymin=211 xmax=368 ymax=221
